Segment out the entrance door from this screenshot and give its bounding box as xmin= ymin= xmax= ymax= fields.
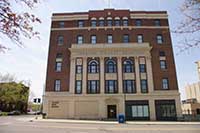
xmin=107 ymin=105 xmax=117 ymax=119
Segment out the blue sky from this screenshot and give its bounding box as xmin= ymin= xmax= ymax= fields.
xmin=0 ymin=0 xmax=199 ymax=100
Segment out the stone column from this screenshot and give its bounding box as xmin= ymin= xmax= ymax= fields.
xmin=175 ymin=95 xmax=183 ymax=118
xmin=149 ymin=99 xmax=156 ymax=120
xmin=69 ymin=57 xmax=76 ymax=94
xmin=100 ymin=57 xmax=105 ymax=94
xmin=117 ymin=57 xmax=123 ymax=93
xmin=82 ymin=57 xmax=87 ymax=94
xmin=135 ymin=57 xmax=141 ymax=94
xmin=146 ymin=56 xmax=154 ymax=93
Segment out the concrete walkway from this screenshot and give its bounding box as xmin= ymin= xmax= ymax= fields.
xmin=32 ymin=116 xmax=200 ymax=125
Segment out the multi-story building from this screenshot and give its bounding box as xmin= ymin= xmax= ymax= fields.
xmin=182 ymin=61 xmax=200 ymax=115
xmin=43 ymin=9 xmax=182 ymax=121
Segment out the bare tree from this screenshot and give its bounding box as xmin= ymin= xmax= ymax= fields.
xmin=0 ymin=73 xmax=16 ymax=83
xmin=0 ymin=0 xmax=41 ymax=53
xmin=173 ymin=0 xmax=200 ymax=54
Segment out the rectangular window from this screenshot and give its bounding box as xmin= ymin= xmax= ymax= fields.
xmin=162 ymin=78 xmax=169 ymax=89
xmin=107 ymin=35 xmax=113 ymax=44
xmin=123 ymin=34 xmax=129 ymax=43
xmin=55 ymin=53 xmax=62 ymax=72
xmin=160 ymin=60 xmax=167 ymax=69
xmin=141 ymin=79 xmax=148 ymax=93
xmin=75 ymin=80 xmax=82 ymax=94
xmin=78 ymin=20 xmax=84 ymax=27
xmin=87 ymin=80 xmax=99 ymax=94
xmin=139 ymin=64 xmax=146 ymax=73
xmin=155 ymin=19 xmax=161 ymax=26
xmin=135 ymin=19 xmax=142 ymax=26
xmin=123 ymin=20 xmax=128 ymax=26
xmin=159 ymin=51 xmax=166 ymax=56
xmin=76 ymin=65 xmax=82 ymax=74
xmin=54 ymin=80 xmax=61 ymax=91
xmin=57 ymin=35 xmax=64 ymax=45
xmin=107 ymin=20 xmax=112 ymax=26
xmin=91 ymin=20 xmax=96 ymax=27
xmin=131 ymin=105 xmax=149 ymax=117
xmin=123 ymin=80 xmax=136 ymax=93
xmin=99 ymin=20 xmax=104 ymax=26
xmin=55 ymin=62 xmax=62 ymax=72
xmin=157 ymin=35 xmax=163 ymax=44
xmin=137 ymin=35 xmax=143 ymax=43
xmin=105 ymin=80 xmax=117 ymax=93
xmin=59 ymin=22 xmax=65 ymax=28
xmin=77 ymin=35 xmax=83 ymax=44
xmin=114 ymin=20 xmax=120 ymax=26
xmin=91 ymin=35 xmax=96 ymax=44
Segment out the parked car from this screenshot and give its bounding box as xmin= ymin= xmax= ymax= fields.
xmin=8 ymin=110 xmax=21 ymax=115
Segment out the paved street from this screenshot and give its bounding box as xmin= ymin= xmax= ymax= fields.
xmin=0 ymin=115 xmax=200 ymax=133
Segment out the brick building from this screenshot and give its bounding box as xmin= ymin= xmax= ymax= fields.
xmin=43 ymin=9 xmax=182 ymax=121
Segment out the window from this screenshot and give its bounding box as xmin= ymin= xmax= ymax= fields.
xmin=91 ymin=20 xmax=96 ymax=27
xmin=137 ymin=35 xmax=143 ymax=43
xmin=123 ymin=60 xmax=134 ymax=73
xmin=88 ymin=60 xmax=99 ymax=73
xmin=162 ymin=78 xmax=169 ymax=89
xmin=155 ymin=19 xmax=161 ymax=26
xmin=77 ymin=35 xmax=83 ymax=44
xmin=106 ymin=59 xmax=117 ymax=73
xmin=141 ymin=80 xmax=148 ymax=93
xmin=155 ymin=100 xmax=176 ymax=120
xmin=123 ymin=34 xmax=129 ymax=43
xmin=123 ymin=19 xmax=128 ymax=26
xmin=78 ymin=20 xmax=84 ymax=27
xmin=123 ymin=80 xmax=136 ymax=93
xmin=105 ymin=80 xmax=117 ymax=93
xmin=59 ymin=22 xmax=65 ymax=28
xmin=159 ymin=51 xmax=165 ymax=56
xmin=87 ymin=80 xmax=99 ymax=94
xmin=54 ymin=80 xmax=61 ymax=91
xmin=139 ymin=64 xmax=146 ymax=73
xmin=76 ymin=65 xmax=82 ymax=74
xmin=107 ymin=20 xmax=112 ymax=26
xmin=114 ymin=20 xmax=120 ymax=26
xmin=55 ymin=62 xmax=62 ymax=72
xmin=135 ymin=19 xmax=142 ymax=26
xmin=160 ymin=60 xmax=167 ymax=69
xmin=157 ymin=35 xmax=163 ymax=44
xmin=55 ymin=53 xmax=62 ymax=72
xmin=99 ymin=20 xmax=104 ymax=26
xmin=107 ymin=35 xmax=113 ymax=44
xmin=131 ymin=105 xmax=149 ymax=117
xmin=75 ymin=80 xmax=82 ymax=94
xmin=91 ymin=35 xmax=96 ymax=44
xmin=57 ymin=35 xmax=64 ymax=45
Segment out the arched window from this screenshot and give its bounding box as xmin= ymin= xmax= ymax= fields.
xmin=123 ymin=59 xmax=134 ymax=73
xmin=88 ymin=60 xmax=99 ymax=73
xmin=106 ymin=59 xmax=117 ymax=73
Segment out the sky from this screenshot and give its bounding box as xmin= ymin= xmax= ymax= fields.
xmin=0 ymin=0 xmax=199 ymax=101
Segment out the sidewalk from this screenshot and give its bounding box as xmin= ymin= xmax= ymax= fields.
xmin=32 ymin=116 xmax=200 ymax=125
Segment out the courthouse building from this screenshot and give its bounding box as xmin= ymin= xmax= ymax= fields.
xmin=43 ymin=9 xmax=182 ymax=121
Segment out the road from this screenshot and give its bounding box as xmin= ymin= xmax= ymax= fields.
xmin=0 ymin=115 xmax=200 ymax=133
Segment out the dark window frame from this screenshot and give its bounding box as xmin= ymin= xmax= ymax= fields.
xmin=76 ymin=65 xmax=82 ymax=74
xmin=162 ymin=78 xmax=169 ymax=90
xmin=137 ymin=34 xmax=143 ymax=43
xmin=123 ymin=60 xmax=134 ymax=73
xmin=105 ymin=80 xmax=118 ymax=93
xmin=135 ymin=19 xmax=142 ymax=26
xmin=114 ymin=19 xmax=120 ymax=26
xmin=107 ymin=34 xmax=113 ymax=44
xmin=123 ymin=80 xmax=136 ymax=93
xmin=123 ymin=34 xmax=129 ymax=43
xmin=157 ymin=34 xmax=163 ymax=44
xmin=88 ymin=60 xmax=99 ymax=73
xmin=87 ymin=80 xmax=100 ymax=94
xmin=91 ymin=20 xmax=97 ymax=27
xmin=155 ymin=19 xmax=161 ymax=26
xmin=77 ymin=35 xmax=83 ymax=44
xmin=57 ymin=35 xmax=64 ymax=45
xmin=160 ymin=60 xmax=167 ymax=70
xmin=91 ymin=35 xmax=97 ymax=44
xmin=59 ymin=22 xmax=65 ymax=28
xmin=139 ymin=64 xmax=146 ymax=73
xmin=54 ymin=79 xmax=61 ymax=92
xmin=78 ymin=20 xmax=84 ymax=27
xmin=141 ymin=79 xmax=148 ymax=93
xmin=105 ymin=59 xmax=117 ymax=73
xmin=75 ymin=80 xmax=82 ymax=94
